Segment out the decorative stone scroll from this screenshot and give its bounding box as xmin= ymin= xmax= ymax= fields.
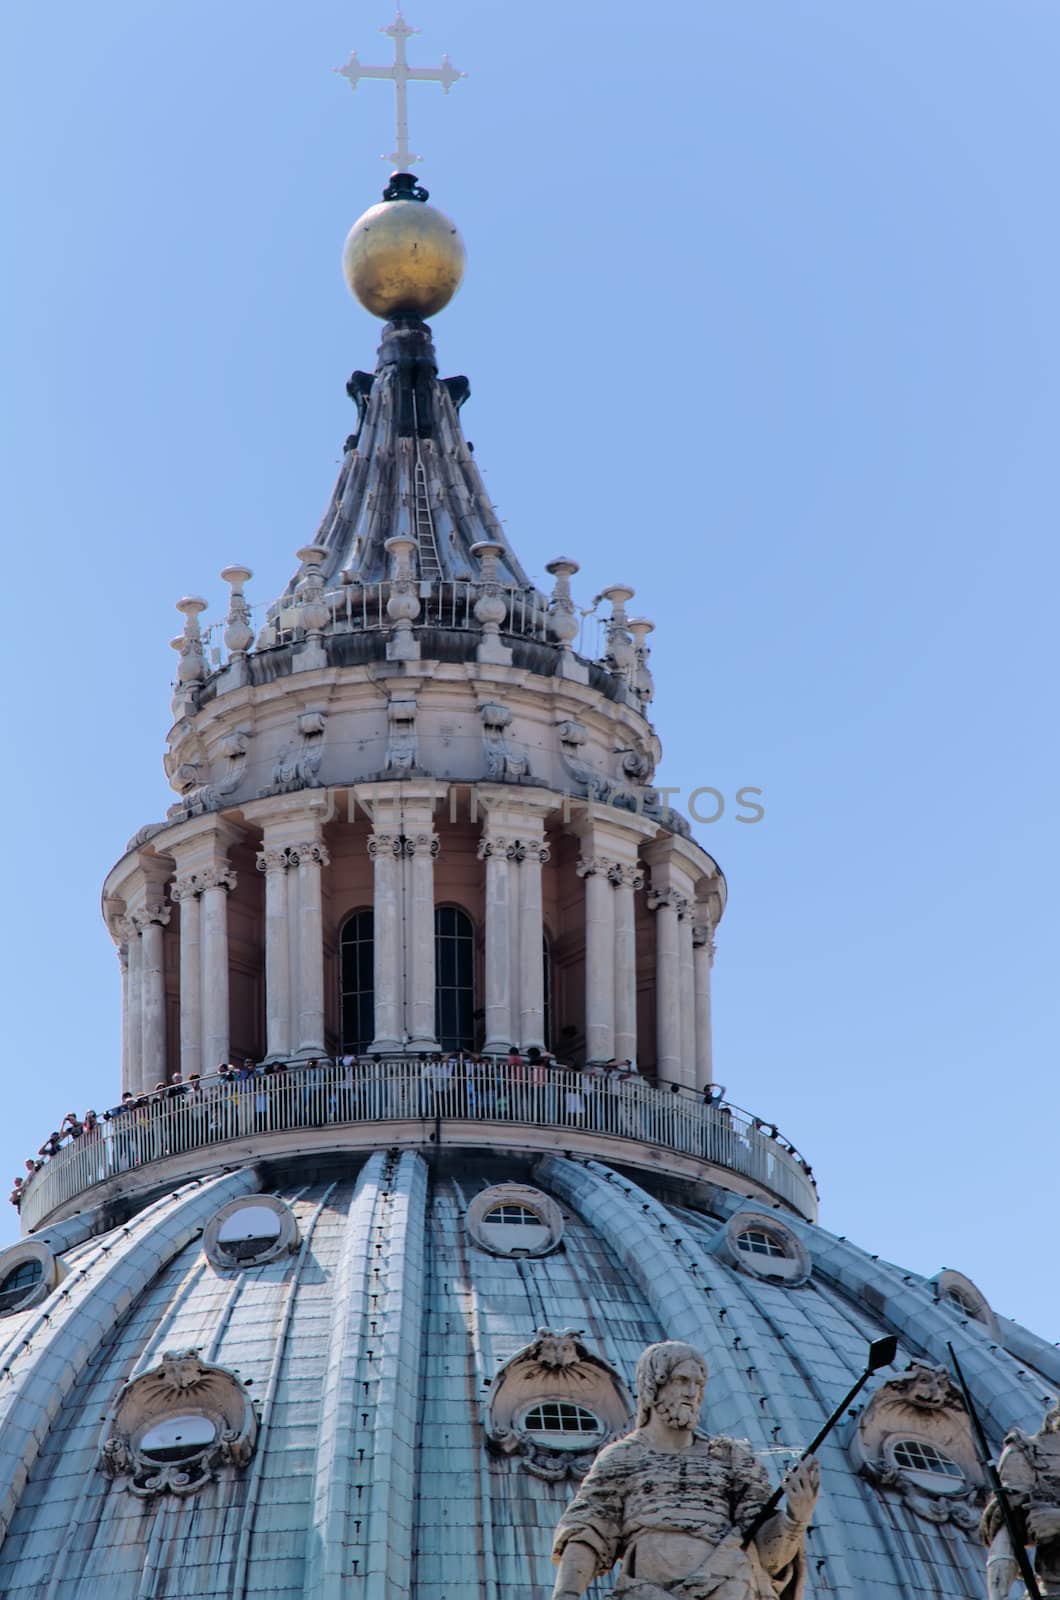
xmin=486 ymin=1328 xmax=633 ymax=1482
xmin=853 ymin=1364 xmax=984 ymax=1530
xmin=100 ymin=1350 xmax=258 ymax=1498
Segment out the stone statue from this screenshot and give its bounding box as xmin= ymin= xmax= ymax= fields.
xmin=981 ymin=1399 xmax=1060 ymax=1597
xmin=551 ymin=1341 xmax=818 ymax=1600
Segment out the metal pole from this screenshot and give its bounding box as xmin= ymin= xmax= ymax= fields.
xmin=947 ymin=1342 xmax=1042 ymax=1600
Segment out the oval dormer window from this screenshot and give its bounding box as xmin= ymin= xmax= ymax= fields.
xmin=466 ymin=1184 xmax=564 ymax=1258
xmin=216 ymin=1205 xmax=284 ymax=1262
xmin=0 ymin=1259 xmax=44 ymax=1315
xmin=736 ymin=1228 xmax=787 ymax=1259
xmin=891 ymin=1438 xmax=965 ymax=1493
xmin=203 ymin=1194 xmax=298 ymax=1269
xmin=723 ymin=1211 xmax=811 ymax=1286
xmin=521 ymin=1401 xmax=606 ymax=1447
xmin=139 ymin=1414 xmax=217 ymax=1464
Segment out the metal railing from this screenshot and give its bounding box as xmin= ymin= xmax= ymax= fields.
xmin=17 ymin=1062 xmax=817 ymax=1231
xmin=201 ymin=586 xmax=608 ymax=672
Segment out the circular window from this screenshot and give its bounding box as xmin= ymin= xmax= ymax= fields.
xmin=890 ymin=1438 xmax=966 ymax=1494
xmin=723 ymin=1211 xmax=810 ymax=1285
xmin=139 ymin=1415 xmax=217 ymax=1464
xmin=520 ymin=1402 xmax=606 ymax=1447
xmin=203 ymin=1194 xmax=298 ymax=1269
xmin=467 ymin=1184 xmax=564 ymax=1258
xmin=0 ymin=1240 xmax=60 ymax=1316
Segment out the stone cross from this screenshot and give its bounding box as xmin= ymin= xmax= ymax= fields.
xmin=336 ymin=9 xmax=465 ymax=170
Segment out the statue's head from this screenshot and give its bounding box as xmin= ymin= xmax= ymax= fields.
xmin=634 ymin=1341 xmax=709 ymax=1431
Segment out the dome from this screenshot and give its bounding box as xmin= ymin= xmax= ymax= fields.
xmin=0 ymin=1152 xmax=1055 ymax=1597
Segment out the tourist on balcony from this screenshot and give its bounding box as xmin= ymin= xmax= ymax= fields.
xmin=60 ymin=1111 xmax=84 ymax=1143
xmin=9 ymin=1177 xmax=23 ymax=1210
xmin=38 ymin=1131 xmax=62 ymax=1162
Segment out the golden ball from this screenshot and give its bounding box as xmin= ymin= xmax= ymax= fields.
xmin=343 ymin=198 xmax=466 ymax=319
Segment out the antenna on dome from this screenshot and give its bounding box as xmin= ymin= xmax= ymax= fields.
xmin=336 ymin=9 xmax=466 ymax=171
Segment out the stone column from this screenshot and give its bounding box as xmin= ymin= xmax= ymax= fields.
xmin=516 ymin=839 xmax=550 ymax=1050
xmin=478 ymin=830 xmax=514 ymax=1053
xmin=138 ymin=903 xmax=170 ymax=1090
xmin=201 ymin=868 xmax=236 ymax=1071
xmin=692 ymin=919 xmax=716 ymax=1090
xmin=292 ymin=838 xmax=329 ymax=1056
xmin=578 ymin=855 xmax=616 ymax=1065
xmin=121 ymin=921 xmax=142 ymax=1095
xmin=257 ymin=845 xmax=294 ymax=1060
xmin=647 ymin=887 xmax=683 ymax=1086
xmin=404 ymin=829 xmax=440 ymax=1051
xmin=611 ymin=863 xmax=643 ymax=1064
xmin=679 ymin=909 xmax=696 ymax=1076
xmin=171 ymin=877 xmax=202 ymax=1080
xmin=367 ymin=830 xmax=402 ymax=1052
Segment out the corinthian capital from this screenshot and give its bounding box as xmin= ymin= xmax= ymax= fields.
xmin=607 ymin=862 xmax=644 ymax=890
xmin=576 ymin=853 xmax=616 ymax=879
xmin=693 ymin=923 xmax=717 ymax=958
xmin=132 ymin=901 xmax=171 ymax=931
xmin=402 ymin=832 xmax=440 ymax=858
xmin=256 ymin=846 xmax=295 ymax=874
xmin=291 ymin=840 xmax=331 ymax=868
xmin=367 ymin=832 xmax=401 ymax=861
xmin=647 ymin=887 xmax=688 ymax=916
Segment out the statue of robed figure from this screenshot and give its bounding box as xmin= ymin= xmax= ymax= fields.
xmin=550 ymin=1341 xmax=820 ymax=1600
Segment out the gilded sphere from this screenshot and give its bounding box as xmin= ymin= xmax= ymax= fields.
xmin=343 ymin=198 xmax=466 ymax=319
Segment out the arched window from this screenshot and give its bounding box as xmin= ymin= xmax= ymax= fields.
xmin=542 ymin=929 xmax=553 ymax=1050
xmin=340 ymin=909 xmax=375 ymax=1053
xmin=435 ymin=906 xmax=475 ymax=1051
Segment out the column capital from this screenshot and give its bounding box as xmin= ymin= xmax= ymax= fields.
xmin=576 ymin=852 xmax=616 ymax=879
xmin=256 ymin=845 xmax=296 ymax=874
xmin=291 ymin=840 xmax=331 ymax=868
xmin=367 ymin=831 xmax=402 ymax=861
xmin=507 ymin=838 xmax=550 ymax=865
xmin=132 ymin=901 xmax=171 ymax=931
xmin=401 ymin=832 xmax=440 ymax=858
xmin=647 ymin=886 xmax=689 ymax=917
xmin=607 ymin=861 xmax=644 ymax=890
xmin=171 ymin=864 xmax=237 ymax=901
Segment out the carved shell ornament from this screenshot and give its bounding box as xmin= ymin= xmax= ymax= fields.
xmin=100 ymin=1350 xmax=257 ymax=1498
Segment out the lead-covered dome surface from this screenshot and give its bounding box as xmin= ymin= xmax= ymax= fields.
xmin=0 ymin=1151 xmax=1054 ymax=1598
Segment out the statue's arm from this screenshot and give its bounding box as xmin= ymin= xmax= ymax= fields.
xmin=551 ymin=1540 xmax=600 ymax=1600
xmin=753 ymin=1456 xmax=819 ymax=1576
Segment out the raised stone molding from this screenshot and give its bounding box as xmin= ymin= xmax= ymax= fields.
xmin=100 ymin=1349 xmax=258 ymax=1498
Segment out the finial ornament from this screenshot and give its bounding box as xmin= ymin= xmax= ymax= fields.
xmin=336 ymin=9 xmax=466 ymax=171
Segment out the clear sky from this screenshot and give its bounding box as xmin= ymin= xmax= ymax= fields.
xmin=2 ymin=1 xmax=1057 ymax=1335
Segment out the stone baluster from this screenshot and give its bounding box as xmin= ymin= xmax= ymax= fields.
xmin=294 ymin=544 xmax=330 ymax=671
xmin=478 ymin=830 xmax=514 ymax=1054
xmin=692 ymin=916 xmax=716 ymax=1090
xmin=647 ymin=887 xmax=684 ymax=1087
xmin=471 ymin=540 xmax=512 ymax=665
xmin=256 ymin=845 xmax=295 ymax=1060
xmin=578 ymin=854 xmax=617 ymax=1065
xmin=220 ymin=564 xmax=254 ymax=684
xmin=404 ymin=830 xmax=441 ymax=1050
xmin=545 ymin=556 xmax=587 ymax=682
xmin=610 ymin=862 xmax=644 ymax=1064
xmin=627 ymin=617 xmax=656 ymax=708
xmin=367 ymin=831 xmax=402 ymax=1051
xmin=170 ymin=875 xmax=203 ymax=1080
xmin=291 ymin=839 xmax=329 ymax=1055
xmin=385 ymin=534 xmax=420 ymax=662
xmin=137 ymin=901 xmax=171 ymax=1090
xmin=172 ymin=596 xmax=208 ymax=716
xmin=599 ymin=584 xmax=636 ymax=691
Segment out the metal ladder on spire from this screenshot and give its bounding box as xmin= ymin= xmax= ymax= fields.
xmin=410 ymin=395 xmax=443 ymax=583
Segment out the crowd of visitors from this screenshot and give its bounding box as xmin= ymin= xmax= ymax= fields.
xmin=10 ymin=1049 xmax=814 ymax=1210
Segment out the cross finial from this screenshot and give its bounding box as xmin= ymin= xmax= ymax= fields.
xmin=336 ymin=9 xmax=466 ymax=171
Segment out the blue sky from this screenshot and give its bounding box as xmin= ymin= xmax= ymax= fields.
xmin=2 ymin=1 xmax=1057 ymax=1336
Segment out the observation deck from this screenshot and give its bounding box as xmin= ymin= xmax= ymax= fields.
xmin=18 ymin=1061 xmax=817 ymax=1234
